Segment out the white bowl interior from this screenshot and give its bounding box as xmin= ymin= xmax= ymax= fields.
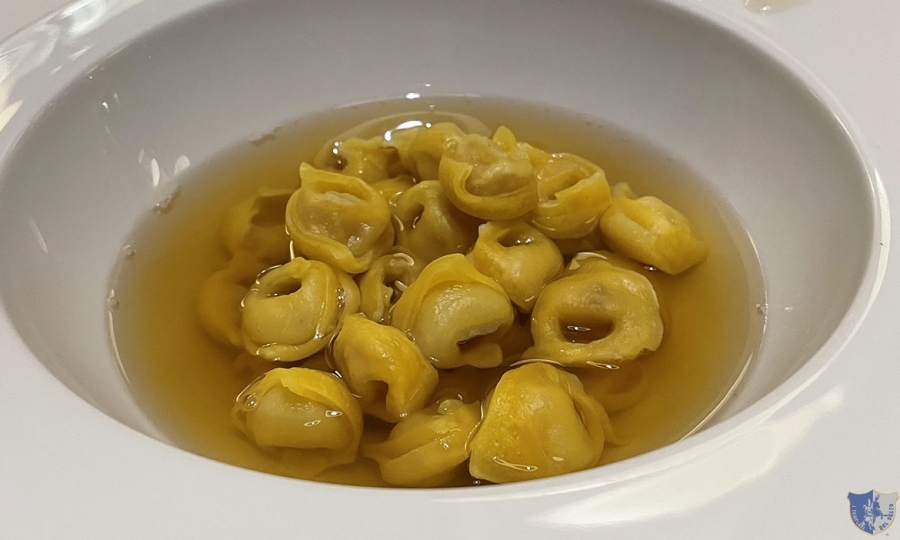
xmin=0 ymin=0 xmax=876 ymax=456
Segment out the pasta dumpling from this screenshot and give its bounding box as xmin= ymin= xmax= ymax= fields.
xmin=358 ymin=248 xmax=423 ymax=324
xmin=286 ymin=164 xmax=394 ymax=274
xmin=392 ymin=180 xmax=480 ymax=264
xmin=371 ymin=175 xmax=417 ymax=206
xmin=388 ymin=122 xmax=465 ymax=180
xmin=530 ymin=153 xmax=611 ymax=239
xmin=219 ymin=187 xmax=294 ymax=266
xmin=197 ymin=254 xmax=266 ymax=348
xmin=362 ymin=399 xmax=481 ymax=487
xmin=232 ymin=367 xmax=363 ymax=477
xmin=576 ymin=362 xmax=647 ymax=413
xmin=391 ymin=254 xmax=515 ymax=369
xmin=242 ymin=256 xmax=360 ymax=362
xmin=330 ymin=136 xmax=402 ymax=183
xmin=525 ymin=258 xmax=663 ymax=366
xmin=599 ymin=183 xmax=708 ymax=274
xmin=468 ymin=362 xmax=612 ymax=483
xmin=439 ymin=128 xmax=537 ymax=220
xmin=467 ymin=220 xmax=563 ymax=312
xmin=332 ymin=315 xmax=439 ymax=423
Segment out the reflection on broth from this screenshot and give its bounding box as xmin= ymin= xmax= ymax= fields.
xmin=109 ymin=97 xmax=764 ymax=487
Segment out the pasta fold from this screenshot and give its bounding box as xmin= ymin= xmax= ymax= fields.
xmin=332 ymin=315 xmax=439 ymax=422
xmin=390 ymin=254 xmax=515 ymax=369
xmin=286 ymin=164 xmax=394 ymax=274
xmin=363 ymin=399 xmax=481 ymax=487
xmin=241 ymin=256 xmax=360 ymax=362
xmin=599 ymin=183 xmax=708 ymax=274
xmin=467 ymin=220 xmax=563 ymax=312
xmin=392 ymin=180 xmax=480 ymax=264
xmin=525 ymin=258 xmax=663 ymax=366
xmin=468 ymin=362 xmax=612 ymax=483
xmin=232 ymin=367 xmax=363 ymax=477
xmin=438 ymin=128 xmax=537 ymax=220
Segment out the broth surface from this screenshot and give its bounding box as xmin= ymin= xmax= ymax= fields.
xmin=109 ymin=97 xmax=765 ymax=487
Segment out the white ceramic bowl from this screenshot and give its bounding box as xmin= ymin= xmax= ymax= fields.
xmin=0 ymin=0 xmax=887 ymax=537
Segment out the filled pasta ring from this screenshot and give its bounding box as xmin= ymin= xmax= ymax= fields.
xmin=467 ymin=220 xmax=563 ymax=312
xmin=530 ymin=153 xmax=611 ymax=239
xmin=392 ymin=180 xmax=480 ymax=264
xmin=232 ymin=367 xmax=363 ymax=477
xmin=599 ymin=183 xmax=708 ymax=274
xmin=439 ymin=128 xmax=537 ymax=220
xmin=524 ymin=259 xmax=663 ymax=366
xmin=332 ymin=314 xmax=439 ymax=423
xmin=241 ymin=256 xmax=360 ymax=362
xmin=468 ymin=362 xmax=613 ymax=483
xmin=362 ymin=399 xmax=481 ymax=487
xmin=196 ymin=253 xmax=268 ymax=349
xmin=357 ymin=248 xmax=423 ymax=324
xmin=286 ymin=164 xmax=394 ymax=274
xmin=219 ymin=187 xmax=294 ymax=266
xmin=391 ymin=254 xmax=515 ymax=369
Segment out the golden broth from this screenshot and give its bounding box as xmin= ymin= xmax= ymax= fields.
xmin=109 ymin=97 xmax=765 ymax=487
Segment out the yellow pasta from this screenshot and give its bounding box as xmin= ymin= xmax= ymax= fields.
xmin=525 ymin=257 xmax=663 ymax=366
xmin=600 ymin=183 xmax=708 ymax=274
xmin=332 ymin=315 xmax=439 ymax=423
xmin=371 ymin=174 xmax=417 ymax=206
xmin=285 ymin=164 xmax=394 ymax=274
xmin=467 ymin=220 xmax=563 ymax=312
xmin=219 ymin=187 xmax=294 ymax=266
xmin=530 ymin=153 xmax=611 ymax=239
xmin=392 ymin=180 xmax=480 ymax=264
xmin=232 ymin=367 xmax=363 ymax=477
xmin=330 ymin=136 xmax=402 ymax=183
xmin=357 ymin=248 xmax=423 ymax=324
xmin=183 ymin=114 xmax=723 ymax=487
xmin=197 ymin=253 xmax=266 ymax=349
xmin=576 ymin=362 xmax=647 ymax=414
xmin=468 ymin=362 xmax=613 ymax=483
xmin=439 ymin=128 xmax=537 ymax=220
xmin=362 ymin=399 xmax=481 ymax=487
xmin=241 ymin=256 xmax=360 ymax=362
xmin=553 ymin=225 xmax=607 ymax=257
xmin=388 ymin=122 xmax=466 ymax=180
xmin=390 ymin=254 xmax=515 ymax=369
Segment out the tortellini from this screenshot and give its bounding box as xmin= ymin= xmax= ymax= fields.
xmin=392 ymin=180 xmax=480 ymax=264
xmin=389 ymin=122 xmax=465 ymax=180
xmin=576 ymin=362 xmax=647 ymax=414
xmin=391 ymin=254 xmax=515 ymax=369
xmin=329 ymin=136 xmax=402 ymax=183
xmin=241 ymin=256 xmax=360 ymax=362
xmin=197 ymin=254 xmax=266 ymax=349
xmin=600 ymin=183 xmax=708 ymax=274
xmin=530 ymin=153 xmax=611 ymax=239
xmin=232 ymin=367 xmax=363 ymax=477
xmin=467 ymin=220 xmax=563 ymax=312
xmin=219 ymin=187 xmax=294 ymax=266
xmin=438 ymin=127 xmax=537 ymax=220
xmin=286 ymin=164 xmax=394 ymax=274
xmin=371 ymin=175 xmax=417 ymax=206
xmin=362 ymin=399 xmax=481 ymax=487
xmin=525 ymin=257 xmax=664 ymax=366
xmin=193 ymin=114 xmax=715 ymax=487
xmin=332 ymin=315 xmax=438 ymax=422
xmin=468 ymin=362 xmax=613 ymax=483
xmin=357 ymin=248 xmax=423 ymax=324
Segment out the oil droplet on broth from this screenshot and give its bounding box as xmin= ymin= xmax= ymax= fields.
xmin=109 ymin=96 xmax=764 ymax=488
